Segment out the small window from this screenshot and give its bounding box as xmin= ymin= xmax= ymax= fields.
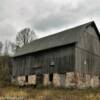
xmin=50 ymin=61 xmax=55 ymax=66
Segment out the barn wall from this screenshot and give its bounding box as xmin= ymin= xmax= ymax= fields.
xmin=75 ymin=47 xmax=100 ymax=75
xmin=75 ymin=25 xmax=100 ymax=76
xmin=12 ymin=43 xmax=75 ymax=77
xmin=77 ymin=25 xmax=100 ymax=56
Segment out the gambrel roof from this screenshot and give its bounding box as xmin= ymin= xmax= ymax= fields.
xmin=14 ymin=21 xmax=100 ymax=57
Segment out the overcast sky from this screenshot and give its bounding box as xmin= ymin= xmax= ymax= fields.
xmin=0 ymin=0 xmax=100 ymax=43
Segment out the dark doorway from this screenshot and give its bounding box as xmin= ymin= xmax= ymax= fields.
xmin=36 ymin=74 xmax=43 ymax=87
xmin=25 ymin=75 xmax=28 ymax=82
xmin=49 ymin=74 xmax=53 ymax=82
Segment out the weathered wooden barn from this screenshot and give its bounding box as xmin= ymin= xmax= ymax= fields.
xmin=12 ymin=21 xmax=100 ymax=88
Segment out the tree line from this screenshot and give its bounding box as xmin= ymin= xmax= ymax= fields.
xmin=0 ymin=27 xmax=37 ymax=86
xmin=0 ymin=27 xmax=37 ymax=56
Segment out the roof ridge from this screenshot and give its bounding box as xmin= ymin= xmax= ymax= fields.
xmin=14 ymin=21 xmax=95 ymax=57
xmin=22 ymin=21 xmax=94 ymax=47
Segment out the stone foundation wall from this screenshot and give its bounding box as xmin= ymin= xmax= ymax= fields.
xmin=85 ymin=74 xmax=91 ymax=87
xmin=17 ymin=76 xmax=25 ymax=82
xmin=53 ymin=73 xmax=60 ymax=87
xmin=43 ymin=74 xmax=49 ymax=86
xmin=65 ymin=72 xmax=100 ymax=88
xmin=28 ymin=75 xmax=36 ymax=85
xmin=15 ymin=72 xmax=99 ymax=88
xmin=91 ymin=76 xmax=99 ymax=88
xmin=77 ymin=73 xmax=87 ymax=88
xmin=52 ymin=72 xmax=100 ymax=88
xmin=17 ymin=76 xmax=25 ymax=85
xmin=65 ymin=72 xmax=76 ymax=88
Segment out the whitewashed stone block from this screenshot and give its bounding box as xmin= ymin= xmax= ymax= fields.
xmin=53 ymin=73 xmax=60 ymax=87
xmin=43 ymin=74 xmax=49 ymax=86
xmin=28 ymin=75 xmax=36 ymax=85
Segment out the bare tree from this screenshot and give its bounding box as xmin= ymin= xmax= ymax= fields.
xmin=0 ymin=41 xmax=3 ymax=55
xmin=4 ymin=40 xmax=10 ymax=55
xmin=9 ymin=42 xmax=17 ymax=54
xmin=16 ymin=28 xmax=37 ymax=48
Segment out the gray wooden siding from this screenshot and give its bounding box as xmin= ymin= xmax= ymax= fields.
xmin=13 ymin=44 xmax=75 ymax=77
xmin=75 ymin=25 xmax=100 ymax=76
xmin=12 ymin=22 xmax=100 ymax=77
xmin=77 ymin=26 xmax=100 ymax=56
xmin=86 ymin=25 xmax=99 ymax=38
xmin=75 ymin=47 xmax=100 ymax=76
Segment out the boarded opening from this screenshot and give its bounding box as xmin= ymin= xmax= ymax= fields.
xmin=25 ymin=75 xmax=28 ymax=82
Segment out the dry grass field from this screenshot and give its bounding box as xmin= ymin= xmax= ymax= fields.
xmin=0 ymin=85 xmax=100 ymax=100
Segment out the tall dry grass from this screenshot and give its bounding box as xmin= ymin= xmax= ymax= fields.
xmin=0 ymin=86 xmax=100 ymax=100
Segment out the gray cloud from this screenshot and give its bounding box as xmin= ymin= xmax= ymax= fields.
xmin=0 ymin=0 xmax=100 ymax=42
